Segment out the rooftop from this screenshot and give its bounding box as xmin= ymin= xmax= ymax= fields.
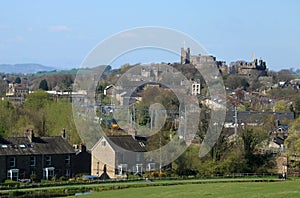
xmin=106 ymin=135 xmax=147 ymax=152
xmin=0 ymin=136 xmax=75 ymax=156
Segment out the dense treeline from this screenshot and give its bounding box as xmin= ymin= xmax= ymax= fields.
xmin=0 ymin=90 xmax=80 ymax=143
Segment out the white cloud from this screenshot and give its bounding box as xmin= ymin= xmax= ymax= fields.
xmin=49 ymin=25 xmax=71 ymax=32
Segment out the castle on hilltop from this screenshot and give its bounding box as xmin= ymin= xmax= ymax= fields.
xmin=180 ymin=47 xmax=268 ymax=79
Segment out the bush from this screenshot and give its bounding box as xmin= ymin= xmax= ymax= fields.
xmin=159 ymin=172 xmax=166 ymax=177
xmin=59 ymin=176 xmax=68 ymax=181
xmin=41 ymin=179 xmax=52 ymax=183
xmin=30 ymin=174 xmax=37 ymax=182
xmin=4 ymin=179 xmax=19 ymax=184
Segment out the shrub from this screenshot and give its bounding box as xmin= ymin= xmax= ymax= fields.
xmin=59 ymin=176 xmax=68 ymax=181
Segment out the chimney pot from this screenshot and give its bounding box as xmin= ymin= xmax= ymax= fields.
xmin=26 ymin=129 xmax=34 ymax=143
xmin=61 ymin=128 xmax=66 ymax=139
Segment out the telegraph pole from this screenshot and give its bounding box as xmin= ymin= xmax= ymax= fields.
xmin=234 ymin=105 xmax=238 ymax=142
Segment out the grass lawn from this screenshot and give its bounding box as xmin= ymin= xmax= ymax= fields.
xmin=71 ymin=180 xmax=300 ymax=198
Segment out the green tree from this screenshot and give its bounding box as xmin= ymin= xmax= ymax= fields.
xmin=24 ymin=90 xmax=51 ymax=136
xmin=39 ymin=79 xmax=49 ymax=91
xmin=240 ymin=127 xmax=269 ymax=172
xmin=274 ymin=100 xmax=288 ymax=112
xmin=277 ymin=69 xmax=294 ymax=82
xmin=15 ymin=77 xmax=21 ymax=84
xmin=44 ymin=99 xmax=80 ymax=143
xmin=0 ymin=100 xmax=15 ymax=137
xmin=173 ymin=144 xmax=201 ymax=176
xmin=25 ymin=90 xmax=51 ymax=110
xmin=294 ymin=99 xmax=300 ymax=118
xmin=61 ymin=75 xmax=74 ymax=90
xmin=224 ymin=75 xmax=249 ymax=90
xmin=262 ymin=115 xmax=276 ymax=132
xmin=285 ymin=117 xmax=300 ymax=155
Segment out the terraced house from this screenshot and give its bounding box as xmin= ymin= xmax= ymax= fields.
xmin=0 ymin=129 xmax=76 ymax=182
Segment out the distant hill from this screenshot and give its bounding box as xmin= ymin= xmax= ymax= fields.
xmin=0 ymin=63 xmax=56 ymax=74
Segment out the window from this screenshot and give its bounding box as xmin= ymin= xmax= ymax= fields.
xmin=45 ymin=156 xmax=51 ymax=166
xmin=30 ymin=156 xmax=36 ymax=166
xmin=135 ymin=164 xmax=143 ymax=174
xmin=65 ymin=155 xmax=70 ymax=165
xmin=118 ymin=164 xmax=128 ymax=175
xmin=65 ymin=169 xmax=70 ymax=177
xmin=9 ymin=157 xmax=15 ymax=167
xmin=101 ymin=140 xmax=106 ymax=147
xmin=147 ymin=163 xmax=156 ymax=171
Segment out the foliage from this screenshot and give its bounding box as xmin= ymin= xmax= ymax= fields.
xmin=268 ymin=87 xmax=299 ymax=100
xmin=274 ymin=100 xmax=288 ymax=112
xmin=61 ymin=75 xmax=74 ymax=90
xmin=0 ymin=90 xmax=80 ymax=144
xmin=0 ymin=99 xmax=16 ymax=136
xmin=25 ymin=89 xmax=51 ymax=110
xmin=23 ymin=90 xmax=51 ymax=136
xmin=15 ymin=77 xmax=21 ymax=84
xmin=39 ymin=79 xmax=49 ymax=90
xmin=276 ymin=69 xmax=295 ymax=82
xmin=285 ymin=117 xmax=300 ymax=155
xmin=44 ymin=99 xmax=81 ymax=143
xmin=224 ymin=75 xmax=249 ymax=90
xmin=240 ymin=127 xmax=271 ymax=172
xmin=173 ymin=144 xmax=201 ymax=176
xmin=293 ymin=98 xmax=300 ymax=118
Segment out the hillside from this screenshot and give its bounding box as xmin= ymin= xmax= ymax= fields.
xmin=0 ymin=63 xmax=56 ymax=74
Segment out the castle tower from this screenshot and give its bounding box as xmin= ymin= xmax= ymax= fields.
xmin=181 ymin=48 xmax=190 ymax=64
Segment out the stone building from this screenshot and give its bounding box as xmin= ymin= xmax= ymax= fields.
xmin=180 ymin=48 xmax=228 ymax=75
xmin=191 ymin=81 xmax=201 ymax=95
xmin=229 ymin=59 xmax=268 ymax=79
xmin=91 ymin=135 xmax=147 ymax=179
xmin=0 ymin=129 xmax=90 ymax=182
xmin=0 ymin=130 xmax=75 ymax=182
xmin=181 ymin=47 xmax=269 ymax=80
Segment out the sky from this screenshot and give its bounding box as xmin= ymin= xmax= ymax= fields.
xmin=0 ymin=0 xmax=299 ymax=71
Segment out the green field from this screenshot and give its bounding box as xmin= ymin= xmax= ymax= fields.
xmin=70 ymin=180 xmax=300 ymax=198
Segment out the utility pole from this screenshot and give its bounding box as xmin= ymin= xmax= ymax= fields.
xmin=150 ymin=108 xmax=153 ymax=130
xmin=184 ymin=105 xmax=187 ymax=140
xmin=234 ymin=105 xmax=238 ymax=142
xmin=159 ymin=131 xmax=162 ymax=173
xmin=133 ymin=105 xmax=136 ymax=129
xmin=154 ymin=109 xmax=162 ymax=173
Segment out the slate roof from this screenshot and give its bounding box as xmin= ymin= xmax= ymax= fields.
xmin=0 ymin=136 xmax=75 ymax=156
xmin=107 ymin=135 xmax=147 ymax=152
xmin=225 ymin=111 xmax=294 ymax=124
xmin=273 ymin=136 xmax=284 ymax=146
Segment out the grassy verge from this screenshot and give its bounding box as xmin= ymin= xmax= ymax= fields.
xmin=0 ymin=177 xmax=282 ymax=197
xmin=68 ymin=180 xmax=300 ymax=198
